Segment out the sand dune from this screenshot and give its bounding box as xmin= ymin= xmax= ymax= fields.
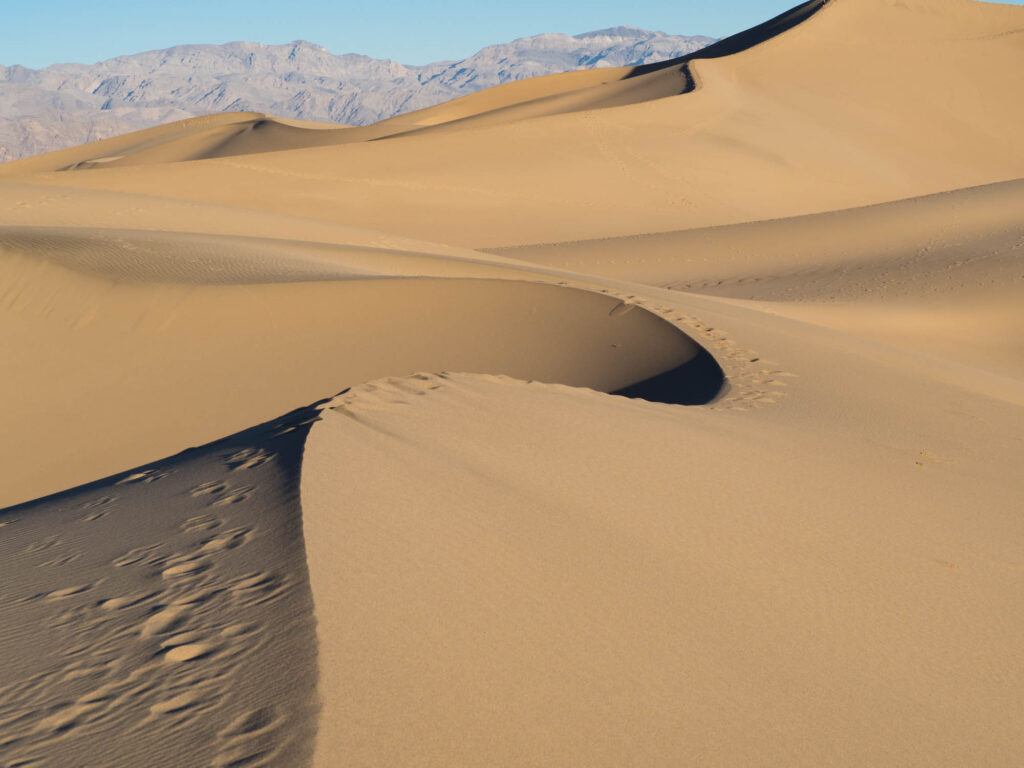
xmin=501 ymin=178 xmax=1024 ymax=378
xmin=0 ymin=112 xmax=351 ymax=173
xmin=304 ymin=357 xmax=1024 ymax=767
xmin=1 ymin=0 xmax=1023 ymax=765
xmin=0 ymin=225 xmax=706 ymax=507
xmin=0 ymin=2 xmax=825 ymax=172
xmin=2 ymin=0 xmax=1021 ymax=248
xmin=496 ymin=179 xmax=1024 ymax=289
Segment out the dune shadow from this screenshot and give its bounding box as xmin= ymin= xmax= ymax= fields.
xmin=1 ymin=337 xmax=725 ymax=515
xmin=612 ymin=346 xmax=726 ymax=406
xmin=626 ymin=0 xmax=829 ymax=89
xmin=0 ymin=399 xmax=326 ymax=516
xmin=0 ymin=398 xmax=325 ymax=766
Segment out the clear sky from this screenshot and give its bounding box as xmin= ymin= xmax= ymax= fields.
xmin=0 ymin=0 xmax=820 ymax=69
xmin=6 ymin=0 xmax=1022 ymax=70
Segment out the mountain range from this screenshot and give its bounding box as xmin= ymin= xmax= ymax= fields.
xmin=0 ymin=28 xmax=713 ymax=161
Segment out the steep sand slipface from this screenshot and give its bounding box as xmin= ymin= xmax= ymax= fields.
xmin=1 ymin=0 xmax=1023 ymax=766
xmin=0 ymin=230 xmax=700 ymax=507
xmin=0 ymin=407 xmax=319 ymax=768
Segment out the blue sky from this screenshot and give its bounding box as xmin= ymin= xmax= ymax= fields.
xmin=0 ymin=0 xmax=827 ymax=68
xmin=6 ymin=0 xmax=1022 ymax=70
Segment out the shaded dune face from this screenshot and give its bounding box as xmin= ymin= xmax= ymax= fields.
xmin=0 ymin=337 xmax=722 ymax=765
xmin=0 ymin=406 xmax=321 ymax=768
xmin=635 ymin=0 xmax=828 ymax=72
xmin=613 ymin=346 xmax=725 ymax=405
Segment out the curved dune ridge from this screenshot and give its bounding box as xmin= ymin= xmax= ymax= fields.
xmin=0 ymin=222 xmax=718 ymax=508
xmin=0 ymin=1 xmax=828 ymax=172
xmin=1 ymin=0 xmax=1024 ymax=766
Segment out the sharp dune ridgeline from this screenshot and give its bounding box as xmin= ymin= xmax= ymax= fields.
xmin=0 ymin=28 xmax=716 ymax=162
xmin=1 ymin=0 xmax=1023 ymax=766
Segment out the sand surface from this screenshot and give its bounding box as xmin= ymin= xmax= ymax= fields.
xmin=2 ymin=0 xmax=1023 ymax=765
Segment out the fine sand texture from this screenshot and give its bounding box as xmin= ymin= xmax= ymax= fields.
xmin=1 ymin=0 xmax=1023 ymax=766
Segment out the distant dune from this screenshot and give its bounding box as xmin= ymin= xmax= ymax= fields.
xmin=1 ymin=1 xmax=1023 ymax=766
xmin=0 ymin=28 xmax=714 ymax=161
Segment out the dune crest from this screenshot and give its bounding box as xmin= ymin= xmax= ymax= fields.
xmin=0 ymin=224 xmax=720 ymax=507
xmin=0 ymin=2 xmax=828 ymax=172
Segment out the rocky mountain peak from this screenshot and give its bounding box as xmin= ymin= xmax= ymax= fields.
xmin=0 ymin=28 xmax=714 ymax=160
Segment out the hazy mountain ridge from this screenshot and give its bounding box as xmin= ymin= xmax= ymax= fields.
xmin=0 ymin=28 xmax=713 ymax=160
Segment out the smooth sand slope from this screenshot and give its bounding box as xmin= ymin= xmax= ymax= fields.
xmin=0 ymin=2 xmax=825 ymax=172
xmin=1 ymin=0 xmax=1023 ymax=766
xmin=2 ymin=0 xmax=1022 ymax=247
xmin=500 ymin=178 xmax=1024 ymax=379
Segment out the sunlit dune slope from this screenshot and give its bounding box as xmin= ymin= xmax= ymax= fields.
xmin=0 ymin=113 xmax=349 ymax=174
xmin=500 ymin=178 xmax=1024 ymax=378
xmin=0 ymin=2 xmax=826 ymax=171
xmin=495 ymin=179 xmax=1024 ymax=289
xmin=304 ymin=351 xmax=1024 ymax=768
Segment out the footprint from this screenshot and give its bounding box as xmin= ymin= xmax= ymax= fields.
xmin=609 ymin=301 xmax=636 ymax=317
xmin=190 ymin=482 xmax=228 ymax=498
xmin=210 ymin=486 xmax=255 ymax=507
xmin=219 ymin=623 xmax=259 ymax=639
xmin=80 ymin=496 xmax=116 ymax=510
xmin=171 ymin=587 xmax=221 ymax=607
xmin=182 ymin=515 xmax=221 ymax=532
xmin=113 ymin=544 xmax=162 ymax=568
xmin=24 ymin=537 xmax=61 ymax=554
xmin=213 ymin=707 xmax=284 ymax=768
xmin=116 ymin=468 xmax=172 ymax=485
xmin=149 ymin=691 xmax=203 ymax=716
xmin=38 ymin=553 xmax=81 ymax=568
xmin=160 ymin=631 xmax=206 ymax=648
xmin=198 ymin=528 xmax=251 ymax=554
xmin=33 ymin=702 xmax=101 ymax=735
xmin=229 ymin=573 xmax=287 ymax=607
xmin=45 ymin=583 xmax=94 ymax=601
xmin=161 ymin=561 xmax=210 ymax=580
xmin=99 ymin=591 xmax=159 ymax=611
xmin=212 ymin=743 xmax=280 ymax=768
xmin=141 ymin=607 xmax=190 ymax=637
xmin=223 ymin=448 xmax=275 ymax=471
xmin=229 ymin=573 xmax=275 ymax=593
xmin=220 ymin=706 xmax=281 ymax=739
xmin=164 ymin=643 xmax=216 ymax=663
